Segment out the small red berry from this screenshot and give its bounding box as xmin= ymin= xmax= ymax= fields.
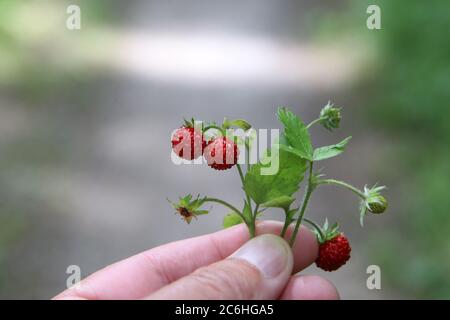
xmin=316 ymin=234 xmax=351 ymax=272
xmin=171 ymin=126 xmax=206 ymax=160
xmin=204 ymin=137 xmax=239 ymax=170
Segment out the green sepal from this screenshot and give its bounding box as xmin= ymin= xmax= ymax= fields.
xmin=223 ymin=118 xmax=252 ymax=131
xmin=359 ymin=200 xmax=368 ymax=227
xmin=168 ymin=194 xmax=210 ymax=221
xmin=304 ymin=218 xmax=342 ymax=244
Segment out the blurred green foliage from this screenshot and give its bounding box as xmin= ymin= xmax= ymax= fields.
xmin=324 ymin=0 xmax=450 ymax=298
xmin=366 ymin=0 xmax=450 ymax=299
xmin=0 ymin=0 xmax=116 ymax=101
xmin=0 ymin=0 xmax=116 ymax=295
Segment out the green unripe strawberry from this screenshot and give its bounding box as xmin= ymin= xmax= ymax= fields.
xmin=360 ymin=185 xmax=388 ymax=225
xmin=368 ymin=195 xmax=388 ymax=214
xmin=320 ymin=101 xmax=342 ymax=131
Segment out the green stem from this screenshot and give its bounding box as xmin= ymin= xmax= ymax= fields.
xmin=245 ymin=143 xmax=251 ymax=172
xmin=253 ymin=204 xmax=260 ymax=219
xmin=204 ymin=198 xmax=244 ymax=220
xmin=236 ymin=164 xmax=257 ymax=239
xmin=303 ymin=218 xmax=325 ymax=241
xmin=237 ymin=164 xmax=252 ymax=210
xmin=280 ymin=210 xmax=292 ymax=238
xmin=289 ymin=162 xmax=314 ymax=246
xmin=318 ymin=179 xmax=365 ymax=198
xmin=247 ymin=204 xmax=259 ymax=239
xmin=236 ymin=164 xmax=246 ymax=186
xmin=248 ymin=220 xmax=256 ymax=238
xmin=306 ymin=117 xmax=323 ymax=129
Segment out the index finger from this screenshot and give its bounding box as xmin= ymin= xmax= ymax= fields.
xmin=55 ymin=220 xmax=318 ymax=300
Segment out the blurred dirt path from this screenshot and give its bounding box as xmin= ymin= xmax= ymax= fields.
xmin=2 ymin=0 xmax=395 ymax=299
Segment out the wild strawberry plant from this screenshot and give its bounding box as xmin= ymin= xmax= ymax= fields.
xmin=169 ymin=102 xmax=388 ymax=271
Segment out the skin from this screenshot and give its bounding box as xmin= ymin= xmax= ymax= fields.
xmin=55 ymin=220 xmax=339 ymax=300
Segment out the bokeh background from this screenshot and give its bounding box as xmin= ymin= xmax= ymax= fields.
xmin=0 ymin=0 xmax=449 ymax=299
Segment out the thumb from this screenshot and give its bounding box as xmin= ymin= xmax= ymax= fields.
xmin=147 ymin=234 xmax=293 ymax=300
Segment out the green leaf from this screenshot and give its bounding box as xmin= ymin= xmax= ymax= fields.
xmin=279 ymin=133 xmax=289 ymax=146
xmin=244 ymin=148 xmax=307 ymax=205
xmin=261 ymin=195 xmax=295 ymax=210
xmin=277 ymin=107 xmax=313 ymax=160
xmin=313 ymin=136 xmax=352 ymax=161
xmin=223 ymin=212 xmax=243 ymax=228
xmin=278 ymin=144 xmax=310 ymax=159
xmin=223 ymin=118 xmax=252 ymax=131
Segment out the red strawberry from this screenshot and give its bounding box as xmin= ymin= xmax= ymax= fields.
xmin=171 ymin=123 xmax=206 ymax=160
xmin=204 ymin=137 xmax=239 ymax=170
xmin=316 ymin=234 xmax=351 ymax=272
xmin=307 ymin=219 xmax=351 ymax=272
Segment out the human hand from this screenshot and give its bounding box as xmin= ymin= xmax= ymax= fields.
xmin=55 ymin=221 xmax=339 ymax=300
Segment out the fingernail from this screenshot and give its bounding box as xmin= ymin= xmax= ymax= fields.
xmin=231 ymin=234 xmax=291 ymax=278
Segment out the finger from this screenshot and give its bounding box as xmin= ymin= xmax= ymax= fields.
xmin=279 ymin=275 xmax=339 ymax=300
xmin=280 ymin=223 xmax=318 ymax=271
xmin=147 ymin=234 xmax=293 ymax=300
xmin=55 ymin=221 xmax=317 ymax=300
xmin=55 ymin=223 xmax=249 ymax=300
